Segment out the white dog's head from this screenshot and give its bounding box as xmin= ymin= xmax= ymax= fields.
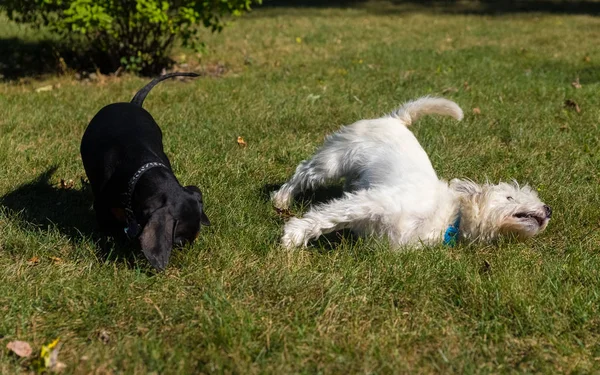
xmin=450 ymin=179 xmax=551 ymax=242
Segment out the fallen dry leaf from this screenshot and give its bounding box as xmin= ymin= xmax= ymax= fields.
xmin=571 ymin=78 xmax=582 ymax=89
xmin=237 ymin=136 xmax=247 ymax=148
xmin=560 ymin=124 xmax=569 ymax=131
xmin=274 ymin=207 xmax=294 ymax=219
xmin=7 ymin=341 xmax=33 ymax=358
xmin=463 ymin=81 xmax=471 ymax=91
xmin=472 ymin=107 xmax=481 ymax=115
xmin=584 ymin=56 xmax=591 ymax=62
xmin=564 ymin=99 xmax=581 ymax=113
xmin=27 ymin=256 xmax=40 ymax=265
xmin=49 ymin=257 xmax=63 ymax=264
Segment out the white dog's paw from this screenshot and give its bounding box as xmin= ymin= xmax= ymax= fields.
xmin=281 ymin=218 xmax=311 ymax=249
xmin=271 ymin=186 xmax=292 ymax=209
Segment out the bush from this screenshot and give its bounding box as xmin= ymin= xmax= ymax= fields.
xmin=1 ymin=0 xmax=261 ymax=74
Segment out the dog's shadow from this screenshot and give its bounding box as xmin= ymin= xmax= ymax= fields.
xmin=260 ymin=183 xmax=345 ymax=207
xmin=261 ymin=183 xmax=359 ymax=251
xmin=0 ymin=166 xmax=137 ymax=265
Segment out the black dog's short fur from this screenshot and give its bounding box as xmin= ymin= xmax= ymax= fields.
xmin=80 ymin=73 xmax=210 ymax=270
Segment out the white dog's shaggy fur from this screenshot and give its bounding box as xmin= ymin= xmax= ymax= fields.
xmin=272 ymin=97 xmax=551 ymax=249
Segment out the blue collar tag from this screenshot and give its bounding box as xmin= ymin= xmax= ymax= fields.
xmin=443 ymin=217 xmax=461 ymax=247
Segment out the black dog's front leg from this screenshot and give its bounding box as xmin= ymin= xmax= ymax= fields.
xmin=94 ymin=199 xmax=123 ymax=235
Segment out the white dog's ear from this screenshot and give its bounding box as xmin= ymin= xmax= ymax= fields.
xmin=450 ymin=179 xmax=482 ymax=196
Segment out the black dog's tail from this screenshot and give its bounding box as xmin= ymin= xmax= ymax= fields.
xmin=131 ymin=72 xmax=200 ymax=107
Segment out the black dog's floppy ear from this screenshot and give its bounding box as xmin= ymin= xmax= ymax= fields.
xmin=200 ymin=211 xmax=211 ymax=227
xmin=139 ymin=206 xmax=175 ymax=271
xmin=185 ymin=185 xmax=211 ymax=226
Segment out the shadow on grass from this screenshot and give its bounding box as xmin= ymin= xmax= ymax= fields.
xmin=573 ymin=65 xmax=600 ymax=85
xmin=0 ymin=166 xmax=140 ymax=267
xmin=261 ymin=182 xmax=358 ymax=250
xmin=0 ymin=37 xmax=107 ymax=81
xmin=262 ymin=0 xmax=600 ymax=15
xmin=3 ymin=2 xmax=598 ymax=80
xmin=0 ymin=38 xmax=60 ymax=79
xmin=263 ymin=0 xmax=365 ymax=6
xmin=260 ymin=182 xmax=345 ymax=206
xmin=0 ymin=37 xmax=170 ymax=81
xmin=308 ymin=229 xmax=359 ymax=252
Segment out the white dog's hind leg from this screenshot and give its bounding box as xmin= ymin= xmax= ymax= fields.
xmin=272 ymin=160 xmax=322 ymax=209
xmin=272 ymin=147 xmax=349 ymax=208
xmin=281 ymin=191 xmax=383 ymax=248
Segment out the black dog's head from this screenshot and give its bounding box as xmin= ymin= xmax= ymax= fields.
xmin=138 ymin=185 xmax=210 ymax=271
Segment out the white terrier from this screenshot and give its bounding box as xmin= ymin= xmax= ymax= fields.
xmin=272 ymin=97 xmax=551 ymax=249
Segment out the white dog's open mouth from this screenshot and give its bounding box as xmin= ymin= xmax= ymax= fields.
xmin=513 ymin=212 xmax=545 ymax=226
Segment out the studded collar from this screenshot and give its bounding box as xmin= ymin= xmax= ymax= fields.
xmin=122 ymin=162 xmax=169 ymax=239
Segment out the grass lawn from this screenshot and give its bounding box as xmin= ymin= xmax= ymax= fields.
xmin=1 ymin=1 xmax=600 ymax=373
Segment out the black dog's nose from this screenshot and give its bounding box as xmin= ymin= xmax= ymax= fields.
xmin=543 ymin=205 xmax=552 ymax=218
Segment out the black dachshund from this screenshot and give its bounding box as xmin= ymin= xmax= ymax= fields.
xmin=80 ymin=73 xmax=210 ymax=270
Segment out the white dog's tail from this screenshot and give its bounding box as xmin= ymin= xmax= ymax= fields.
xmin=389 ymin=96 xmax=463 ymax=126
